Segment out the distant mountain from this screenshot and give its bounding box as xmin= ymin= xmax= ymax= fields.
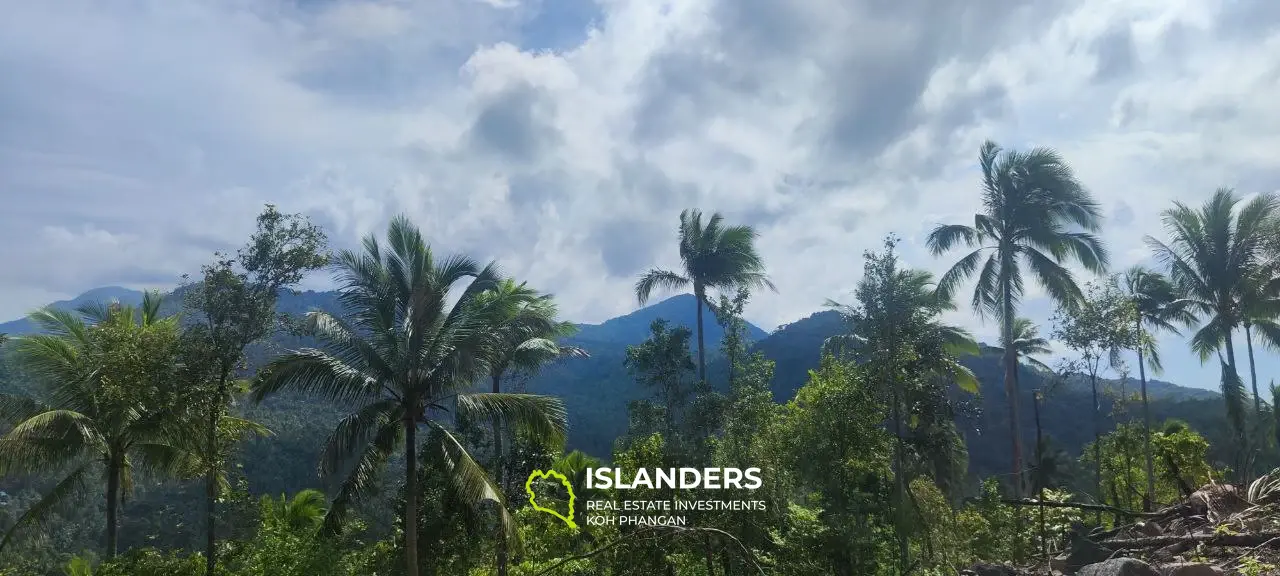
xmin=572 ymin=293 xmax=769 ymax=344
xmin=1 ymin=285 xmax=1232 ymax=480
xmin=0 ymin=286 xmax=146 ymax=336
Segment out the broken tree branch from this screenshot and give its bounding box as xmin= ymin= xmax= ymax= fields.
xmin=1104 ymin=532 xmax=1280 ymax=549
xmin=997 ymin=499 xmax=1164 ymax=518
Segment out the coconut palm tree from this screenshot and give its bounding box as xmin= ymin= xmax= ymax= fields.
xmin=927 ymin=140 xmax=1108 ymax=499
xmin=252 ymin=216 xmax=568 ymax=576
xmin=1240 ymin=267 xmax=1280 ymax=414
xmin=635 ymin=209 xmax=774 ymax=384
xmin=0 ymin=293 xmax=198 ymax=558
xmin=480 ymin=279 xmax=586 ymax=576
xmin=1119 ymin=266 xmax=1196 ymax=509
xmin=1146 ymin=189 xmax=1278 ymax=478
xmin=260 ymin=489 xmax=327 ymax=532
xmin=986 ymin=318 xmax=1053 ymax=373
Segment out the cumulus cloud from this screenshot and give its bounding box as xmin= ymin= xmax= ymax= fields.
xmin=2 ymin=0 xmax=1278 ymax=388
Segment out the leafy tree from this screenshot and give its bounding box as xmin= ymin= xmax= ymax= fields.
xmin=181 ymin=205 xmax=328 ymax=575
xmin=822 ymin=236 xmax=979 ymax=572
xmin=252 ymin=215 xmax=568 ymax=576
xmin=635 ymin=209 xmax=774 ymax=384
xmin=1052 ymin=280 xmax=1137 ymax=520
xmin=623 ymin=320 xmax=697 ymax=443
xmin=1146 ymin=188 xmax=1278 ymax=480
xmin=1119 ymin=265 xmax=1196 ymax=510
xmin=0 ymin=294 xmax=195 ymax=559
xmin=928 ymin=140 xmax=1108 ymax=499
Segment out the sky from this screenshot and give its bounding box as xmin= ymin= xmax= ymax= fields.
xmin=1 ymin=0 xmax=1279 ymax=393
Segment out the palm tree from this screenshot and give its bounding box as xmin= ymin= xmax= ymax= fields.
xmin=260 ymin=489 xmax=327 ymax=532
xmin=928 ymin=140 xmax=1108 ymax=499
xmin=1119 ymin=266 xmax=1195 ymax=510
xmin=0 ymin=293 xmax=197 ymax=558
xmin=480 ymin=279 xmax=586 ymax=576
xmin=635 ymin=209 xmax=774 ymax=383
xmin=1146 ymin=189 xmax=1278 ymax=479
xmin=252 ymin=216 xmax=568 ymax=576
xmin=987 ymin=318 xmax=1053 ymax=373
xmin=1241 ymin=268 xmax=1280 ymax=415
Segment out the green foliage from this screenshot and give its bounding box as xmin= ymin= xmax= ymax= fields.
xmin=1081 ymin=421 xmax=1214 ymax=509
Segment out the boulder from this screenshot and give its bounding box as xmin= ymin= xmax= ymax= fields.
xmin=1057 ymin=536 xmax=1116 ymax=573
xmin=1158 ymin=563 xmax=1222 ymax=576
xmin=1078 ymin=558 xmax=1159 ymax=576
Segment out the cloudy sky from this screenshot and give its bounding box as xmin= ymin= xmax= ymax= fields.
xmin=2 ymin=0 xmax=1279 ymax=392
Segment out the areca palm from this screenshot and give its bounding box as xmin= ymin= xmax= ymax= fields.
xmin=0 ymin=293 xmax=197 ymax=558
xmin=927 ymin=140 xmax=1108 ymax=499
xmin=1119 ymin=266 xmax=1195 ymax=509
xmin=1146 ymin=189 xmax=1278 ymax=475
xmin=635 ymin=209 xmax=774 ymax=383
xmin=252 ymin=216 xmax=568 ymax=576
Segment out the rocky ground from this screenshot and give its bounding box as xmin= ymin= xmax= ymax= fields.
xmin=962 ymin=475 xmax=1280 ymax=575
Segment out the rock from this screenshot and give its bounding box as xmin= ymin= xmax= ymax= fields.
xmin=1058 ymin=536 xmax=1117 ymax=573
xmin=961 ymin=564 xmax=1019 ymax=576
xmin=1138 ymin=521 xmax=1164 ymax=537
xmin=1189 ymin=484 xmax=1249 ymax=521
xmin=1158 ymin=563 xmax=1222 ymax=576
xmin=1078 ymin=558 xmax=1159 ymax=576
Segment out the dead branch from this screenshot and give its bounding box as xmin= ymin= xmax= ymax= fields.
xmin=998 ymin=499 xmax=1163 ymax=518
xmin=1104 ymin=532 xmax=1280 ymax=549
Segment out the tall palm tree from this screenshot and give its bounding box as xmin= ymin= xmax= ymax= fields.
xmin=480 ymin=279 xmax=586 ymax=576
xmin=1119 ymin=266 xmax=1195 ymax=509
xmin=0 ymin=293 xmax=197 ymax=558
xmin=1146 ymin=189 xmax=1278 ymax=478
xmin=252 ymin=216 xmax=568 ymax=576
xmin=928 ymin=140 xmax=1108 ymax=499
xmin=635 ymin=209 xmax=774 ymax=383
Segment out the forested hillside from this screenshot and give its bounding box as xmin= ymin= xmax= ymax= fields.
xmin=4 ymin=155 xmax=1280 ymax=576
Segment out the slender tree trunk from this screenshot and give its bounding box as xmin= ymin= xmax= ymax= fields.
xmin=204 ymin=374 xmax=225 ymax=576
xmin=695 ymin=286 xmax=706 ymax=383
xmin=1137 ymin=331 xmax=1155 ymax=512
xmin=105 ymin=452 xmax=120 ymax=559
xmin=1246 ymin=323 xmax=1261 ymax=415
xmin=1000 ymin=287 xmax=1024 ymax=500
xmin=891 ymin=383 xmax=909 ymax=573
xmin=404 ymin=404 xmax=420 ymax=576
xmin=1224 ymin=334 xmax=1251 ymax=482
xmin=1090 ymin=369 xmax=1102 ymax=526
xmin=1033 ymin=393 xmax=1046 ymax=561
xmin=492 ymin=373 xmax=509 ymax=576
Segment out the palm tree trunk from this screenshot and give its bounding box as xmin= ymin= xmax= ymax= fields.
xmin=891 ymin=383 xmax=909 ymax=573
xmin=492 ymin=373 xmax=509 ymax=576
xmin=1033 ymin=393 xmax=1046 ymax=561
xmin=105 ymin=452 xmax=120 ymax=559
xmin=1137 ymin=339 xmax=1155 ymax=513
xmin=205 ymin=381 xmax=222 ymax=576
xmin=1000 ymin=284 xmax=1024 ymax=501
xmin=1224 ymin=334 xmax=1251 ymax=482
xmin=404 ymin=406 xmax=420 ymax=576
xmin=1246 ymin=323 xmax=1261 ymax=415
xmin=695 ymin=287 xmax=706 ymax=383
xmin=1090 ymin=369 xmax=1102 ymax=526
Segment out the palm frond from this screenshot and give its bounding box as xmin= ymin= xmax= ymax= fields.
xmin=454 ymin=393 xmax=568 ymax=447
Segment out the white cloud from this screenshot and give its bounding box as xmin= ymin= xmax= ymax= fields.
xmin=2 ymin=0 xmax=1279 ymax=389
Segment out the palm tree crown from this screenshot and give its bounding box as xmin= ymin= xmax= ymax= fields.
xmin=987 ymin=318 xmax=1053 ymax=373
xmin=635 ymin=209 xmax=774 ymax=382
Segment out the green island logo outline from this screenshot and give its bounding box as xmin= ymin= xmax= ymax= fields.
xmin=525 ymin=469 xmax=578 ymax=530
